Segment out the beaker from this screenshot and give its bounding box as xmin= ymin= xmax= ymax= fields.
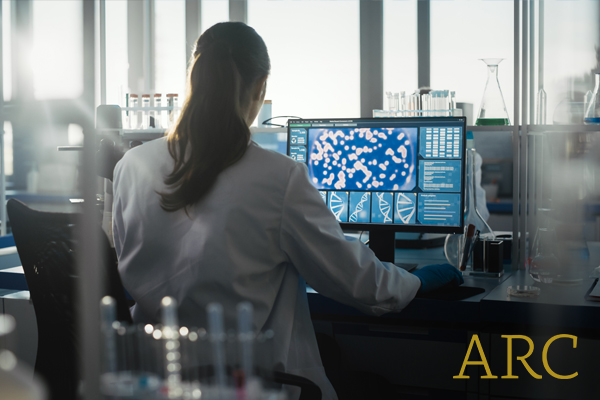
xmin=584 ymin=72 xmax=600 ymax=125
xmin=475 ymin=58 xmax=510 ymax=126
xmin=528 ymin=228 xmax=560 ymax=283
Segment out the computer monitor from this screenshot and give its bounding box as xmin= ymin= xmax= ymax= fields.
xmin=287 ymin=116 xmax=467 ymax=262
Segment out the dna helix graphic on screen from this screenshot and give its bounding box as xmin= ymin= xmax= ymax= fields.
xmin=349 ymin=192 xmax=370 ymax=222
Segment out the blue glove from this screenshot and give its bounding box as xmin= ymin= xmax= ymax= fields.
xmin=412 ymin=263 xmax=464 ymax=293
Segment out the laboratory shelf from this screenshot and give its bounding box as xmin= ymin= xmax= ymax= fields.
xmin=467 ymin=125 xmax=515 ymax=132
xmin=527 ymin=124 xmax=600 ymax=133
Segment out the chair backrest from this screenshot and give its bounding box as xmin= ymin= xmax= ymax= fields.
xmin=7 ymin=198 xmax=132 ymax=400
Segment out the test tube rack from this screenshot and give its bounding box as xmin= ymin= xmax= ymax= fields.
xmin=373 ymin=109 xmax=462 ymax=118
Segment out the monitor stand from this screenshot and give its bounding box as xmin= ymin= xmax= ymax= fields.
xmin=368 ymin=230 xmax=396 ymax=263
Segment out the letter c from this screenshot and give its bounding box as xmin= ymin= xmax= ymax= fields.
xmin=542 ymin=334 xmax=578 ymax=379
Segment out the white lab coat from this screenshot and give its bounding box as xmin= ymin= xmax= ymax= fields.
xmin=112 ymin=137 xmax=421 ymax=399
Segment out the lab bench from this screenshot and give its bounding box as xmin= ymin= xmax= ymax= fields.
xmin=3 ymin=243 xmax=600 ymax=398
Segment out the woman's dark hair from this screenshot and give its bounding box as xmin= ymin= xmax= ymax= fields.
xmin=158 ymin=22 xmax=270 ymax=212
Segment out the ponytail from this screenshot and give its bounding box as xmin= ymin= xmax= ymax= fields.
xmin=158 ymin=23 xmax=270 ymax=212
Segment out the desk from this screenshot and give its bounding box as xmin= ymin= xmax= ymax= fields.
xmin=308 ymin=251 xmax=600 ymax=399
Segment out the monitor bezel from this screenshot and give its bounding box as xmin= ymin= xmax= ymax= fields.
xmin=287 ymin=116 xmax=467 ymax=235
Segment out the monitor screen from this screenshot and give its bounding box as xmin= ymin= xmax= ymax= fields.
xmin=287 ymin=117 xmax=466 ymax=234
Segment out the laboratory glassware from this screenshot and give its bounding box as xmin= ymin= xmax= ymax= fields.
xmin=584 ymin=72 xmax=600 ymax=124
xmin=167 ymin=93 xmax=179 ymax=127
xmin=475 ymin=58 xmax=510 ymax=126
xmin=152 ymin=94 xmax=162 ymax=128
xmin=141 ymin=94 xmax=151 ymax=129
xmin=528 ymin=227 xmax=560 ymax=283
xmin=445 ymin=149 xmax=494 ymax=268
xmin=129 ymin=94 xmax=139 ymax=129
xmin=536 ymin=88 xmax=547 ymax=125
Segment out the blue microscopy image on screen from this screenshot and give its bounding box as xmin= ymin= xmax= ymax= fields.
xmin=394 ymin=193 xmax=417 ymax=224
xmin=371 ymin=192 xmax=394 ymax=224
xmin=418 ymin=160 xmax=462 ymax=192
xmin=328 ymin=191 xmax=348 ymax=222
xmin=319 ymin=191 xmax=327 ymax=204
xmin=349 ymin=192 xmax=371 ymax=223
xmin=417 ymin=193 xmax=461 ymax=226
xmin=307 ymin=127 xmax=417 ymax=192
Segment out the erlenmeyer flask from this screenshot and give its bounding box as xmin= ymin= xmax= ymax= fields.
xmin=475 ymin=58 xmax=510 ymax=126
xmin=584 ymin=72 xmax=600 ymax=124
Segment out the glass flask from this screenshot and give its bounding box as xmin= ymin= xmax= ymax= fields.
xmin=584 ymin=72 xmax=600 ymax=125
xmin=528 ymin=228 xmax=560 ymax=283
xmin=475 ymin=58 xmax=510 ymax=126
xmin=444 ymin=149 xmax=494 ymax=267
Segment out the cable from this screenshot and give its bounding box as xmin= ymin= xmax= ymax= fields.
xmin=260 ymin=116 xmax=303 ymax=128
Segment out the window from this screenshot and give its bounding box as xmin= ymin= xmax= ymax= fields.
xmin=105 ymin=0 xmax=128 ymax=106
xmin=3 ymin=121 xmax=12 ymax=177
xmin=201 ymin=0 xmax=229 ymax=34
xmin=541 ymin=0 xmax=600 ymax=124
xmin=430 ymin=0 xmax=514 ymax=125
xmin=155 ymin=0 xmax=186 ymax=98
xmin=32 ymin=0 xmax=83 ymax=100
xmin=247 ymin=0 xmax=360 ymax=119
xmin=2 ymin=0 xmax=11 ymax=102
xmin=383 ymin=0 xmax=418 ymax=105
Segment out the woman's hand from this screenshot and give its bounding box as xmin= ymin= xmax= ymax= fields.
xmin=412 ymin=263 xmax=464 ymax=293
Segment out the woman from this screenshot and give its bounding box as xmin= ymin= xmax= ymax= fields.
xmin=113 ymin=22 xmax=462 ymax=399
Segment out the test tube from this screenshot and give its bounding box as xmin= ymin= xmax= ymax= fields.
xmin=100 ymin=296 xmax=117 ymax=373
xmin=237 ymin=302 xmax=254 ymax=386
xmin=421 ymin=93 xmax=430 ymax=117
xmin=450 ymin=91 xmax=456 ymax=116
xmin=162 ymin=297 xmax=182 ymax=396
xmin=399 ymin=91 xmax=406 ymax=116
xmin=129 ymin=94 xmax=139 ymax=129
xmin=207 ymin=303 xmax=227 ymax=389
xmin=141 ymin=94 xmax=151 ymax=129
xmin=385 ymin=91 xmax=392 ymax=112
xmin=392 ymin=93 xmax=400 ymax=115
xmin=409 ymin=92 xmax=420 ymax=116
xmin=152 ymin=93 xmax=162 ymax=128
xmin=536 ymin=88 xmax=547 ymax=125
xmin=167 ymin=93 xmax=179 ymax=127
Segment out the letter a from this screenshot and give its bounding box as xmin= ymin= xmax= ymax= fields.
xmin=453 ymin=334 xmax=497 ymax=379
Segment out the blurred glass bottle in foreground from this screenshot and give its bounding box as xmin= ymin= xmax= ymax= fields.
xmin=584 ymin=72 xmax=600 ymax=125
xmin=475 ymin=58 xmax=510 ymax=126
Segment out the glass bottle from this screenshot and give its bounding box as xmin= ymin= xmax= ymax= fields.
xmin=475 ymin=58 xmax=510 ymax=126
xmin=444 ymin=148 xmax=494 ymax=267
xmin=584 ymin=72 xmax=600 ymax=125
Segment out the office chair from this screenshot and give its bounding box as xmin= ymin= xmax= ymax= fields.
xmin=6 ymin=199 xmax=132 ymax=400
